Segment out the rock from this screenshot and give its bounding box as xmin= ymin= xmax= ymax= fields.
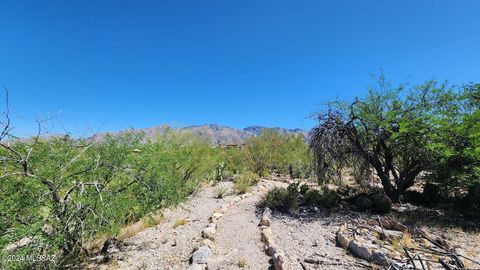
xmin=266 ymin=243 xmax=278 ymax=256
xmin=117 ymin=253 xmax=125 ymax=261
xmin=187 ymin=263 xmax=205 ymax=270
xmin=90 ymin=255 xmax=109 ymax=264
xmin=273 ymin=252 xmax=285 ymax=270
xmin=100 ymin=238 xmax=121 ymax=254
xmin=192 ymin=246 xmax=212 ymax=264
xmin=356 ymin=194 xmax=373 ymax=211
xmin=42 ymin=223 xmax=54 ymax=236
xmin=214 ymin=208 xmax=224 ymax=214
xmin=202 ymin=227 xmax=216 ymax=241
xmin=348 ymin=240 xmax=372 ymax=261
xmin=337 ymin=233 xmax=351 ymax=249
xmin=212 ymin=212 xmax=223 ymax=219
xmin=261 ymin=228 xmax=274 ymax=245
xmin=260 ymin=214 xmax=271 ymax=227
xmin=372 ymin=250 xmax=388 ymax=265
xmin=4 ymin=237 xmax=33 ymax=253
xmin=372 ymin=194 xmax=392 ymax=214
xmin=202 ymin=239 xmax=214 ymax=248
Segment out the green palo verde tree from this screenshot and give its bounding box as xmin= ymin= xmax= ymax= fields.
xmin=310 ymin=76 xmax=477 ymax=201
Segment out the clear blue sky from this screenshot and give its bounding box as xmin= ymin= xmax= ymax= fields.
xmin=1 ymin=1 xmax=479 ymax=136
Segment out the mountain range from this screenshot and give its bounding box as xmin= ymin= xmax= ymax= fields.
xmin=91 ymin=124 xmax=308 ymax=145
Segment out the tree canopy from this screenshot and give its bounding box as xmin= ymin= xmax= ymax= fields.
xmin=310 ymin=76 xmax=479 ymax=201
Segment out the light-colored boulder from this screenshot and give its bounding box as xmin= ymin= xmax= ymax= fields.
xmin=337 ymin=233 xmax=351 ymax=249
xmin=348 ymin=240 xmax=372 ymax=261
xmin=260 ymin=215 xmax=271 ymax=227
xmin=261 ymin=228 xmax=273 ymax=245
xmin=202 ymin=227 xmax=216 ymax=241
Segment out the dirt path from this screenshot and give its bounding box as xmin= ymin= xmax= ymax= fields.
xmin=103 ymin=182 xmax=236 ymax=270
xmin=207 ymin=186 xmax=272 ymax=269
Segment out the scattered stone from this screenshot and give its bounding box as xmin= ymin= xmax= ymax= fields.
xmin=202 ymin=227 xmax=216 ymax=241
xmin=4 ymin=237 xmax=33 ymax=253
xmin=348 ymin=240 xmax=372 ymax=261
xmin=202 ymin=239 xmax=214 ymax=248
xmin=337 ymin=233 xmax=351 ymax=249
xmin=273 ymin=252 xmax=285 ymax=270
xmin=187 ymin=263 xmax=205 ymax=270
xmin=372 ymin=250 xmax=388 ymax=265
xmin=192 ymin=246 xmax=212 ymax=264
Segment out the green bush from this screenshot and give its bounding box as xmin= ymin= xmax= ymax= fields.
xmin=233 ymin=171 xmax=259 ymax=194
xmin=304 ymin=188 xmax=340 ymax=208
xmin=263 ymin=187 xmax=298 ymax=213
xmin=242 ymin=130 xmax=312 ymax=178
xmin=0 ymin=130 xmax=224 ymax=269
xmin=299 ymin=183 xmax=310 ymax=195
xmin=318 ymin=189 xmax=341 ymax=208
xmin=304 ymin=189 xmax=323 ymax=206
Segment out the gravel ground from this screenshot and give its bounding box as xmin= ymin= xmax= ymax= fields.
xmin=104 ymin=182 xmax=235 ymax=270
xmin=270 ymin=210 xmax=368 ymax=270
xmin=208 ymin=186 xmax=272 ymax=269
xmin=93 ymin=178 xmax=480 ymax=270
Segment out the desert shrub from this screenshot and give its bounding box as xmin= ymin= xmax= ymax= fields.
xmin=319 ymin=189 xmax=341 ymax=208
xmin=371 ymin=194 xmax=392 ymax=214
xmin=299 ymin=183 xmax=310 ymax=195
xmin=304 ymin=189 xmax=340 ymax=208
xmin=213 ymin=186 xmax=228 ymax=199
xmin=304 ymin=189 xmax=323 ymax=205
xmin=0 ymin=126 xmax=222 ymax=269
xmin=233 ymin=171 xmax=258 ymax=194
xmin=355 ymin=194 xmax=373 ymax=211
xmin=263 ymin=187 xmax=298 ymax=213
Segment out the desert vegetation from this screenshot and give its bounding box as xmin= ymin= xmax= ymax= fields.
xmin=1 ymin=77 xmax=479 ymax=270
xmin=310 ymin=77 xmax=480 ymax=203
xmin=0 ymin=92 xmax=311 ymax=269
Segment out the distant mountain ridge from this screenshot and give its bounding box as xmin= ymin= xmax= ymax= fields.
xmin=92 ymin=124 xmax=308 ymax=145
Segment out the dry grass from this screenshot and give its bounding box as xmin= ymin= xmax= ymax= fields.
xmin=86 ymin=212 xmax=164 ymax=254
xmin=85 ymin=234 xmax=110 ymax=253
xmin=173 ymin=218 xmax=188 ymax=228
xmin=401 ymin=232 xmax=414 ymax=248
xmin=119 ymin=212 xmax=164 ymax=240
xmin=237 ymin=257 xmax=247 ymax=268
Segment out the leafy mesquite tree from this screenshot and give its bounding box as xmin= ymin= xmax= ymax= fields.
xmin=310 ymin=77 xmax=478 ymax=201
